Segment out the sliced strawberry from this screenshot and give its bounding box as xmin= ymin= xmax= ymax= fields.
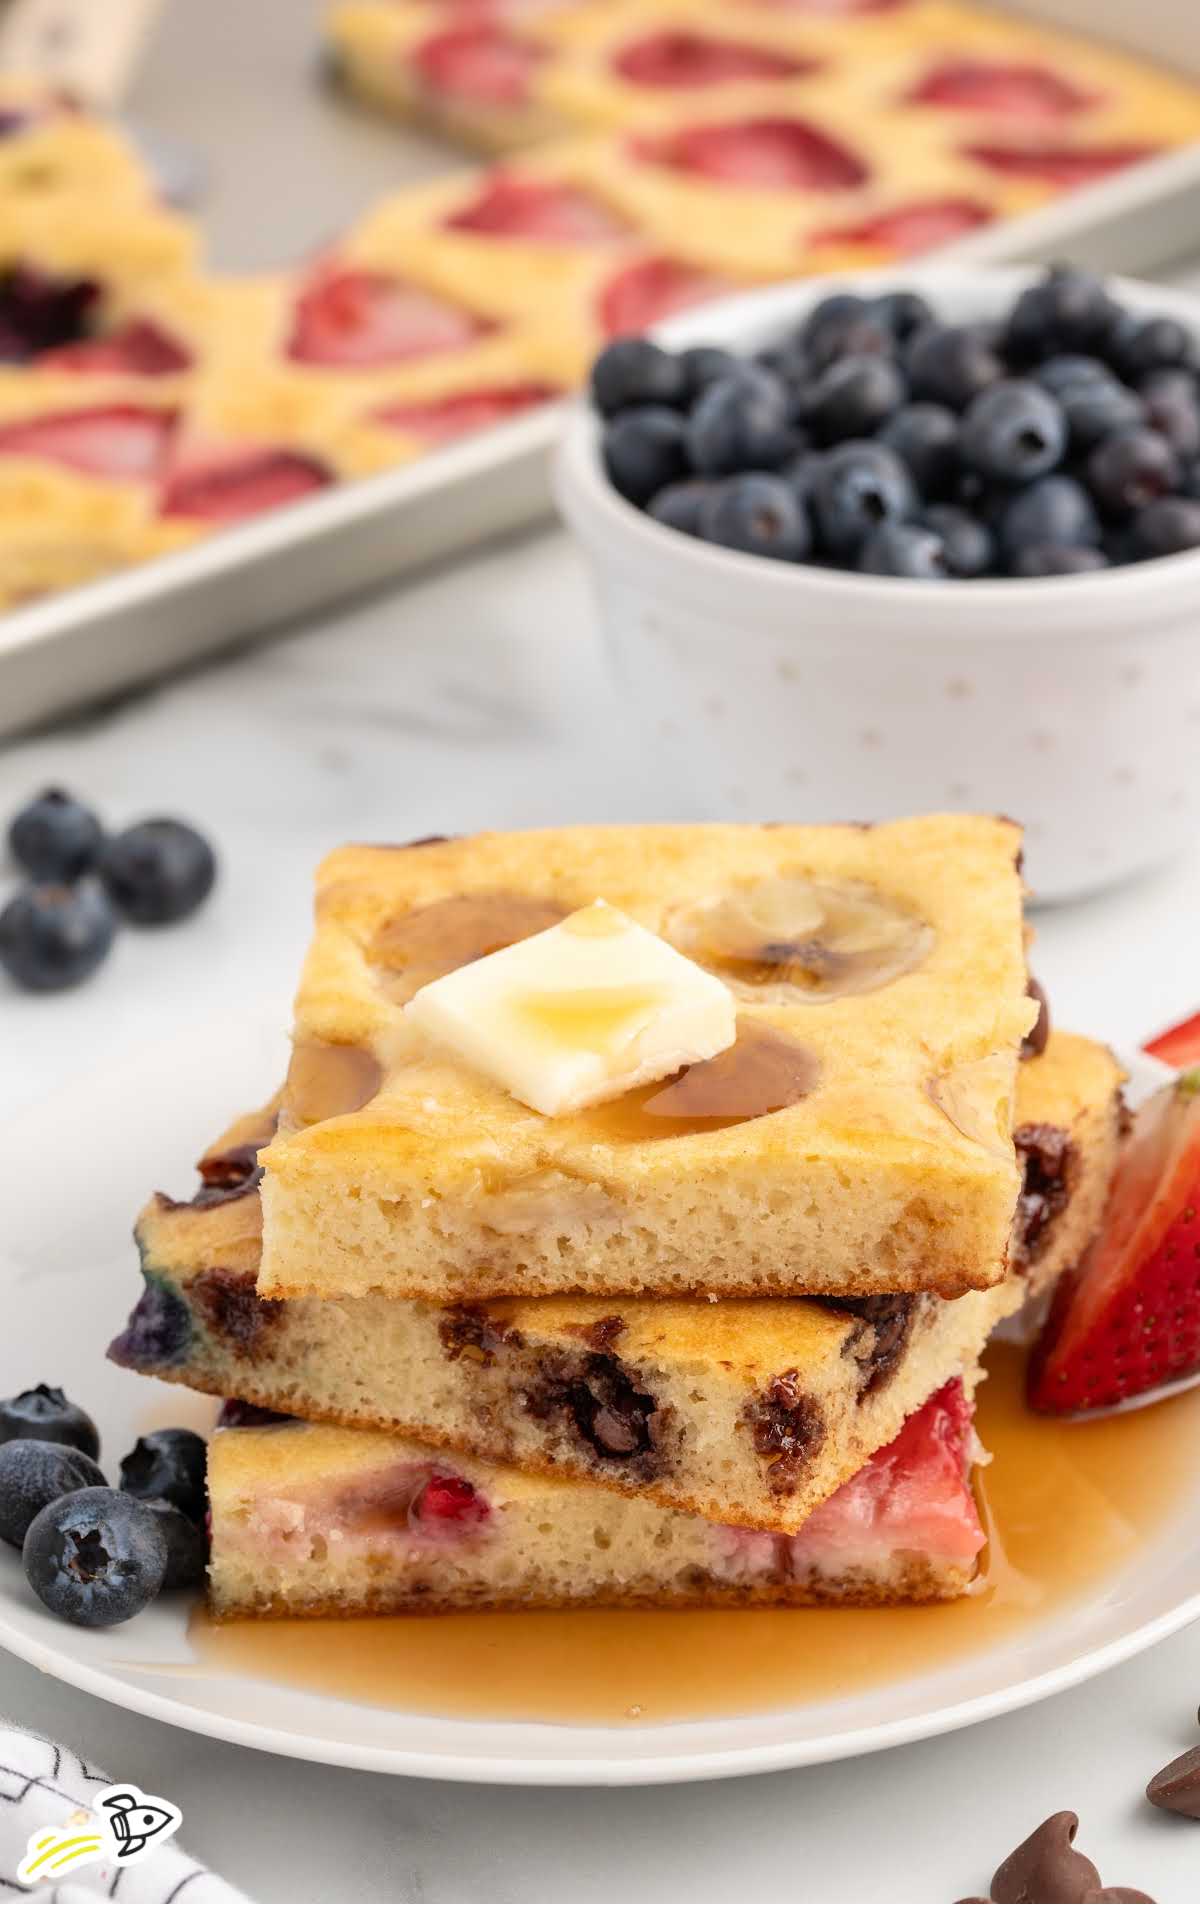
xmin=613 ymin=29 xmax=811 ymax=89
xmin=414 ymin=21 xmax=542 ymax=106
xmin=1145 ymin=1011 xmax=1200 ymax=1069
xmin=1029 ymin=1070 xmax=1200 ymax=1413
xmin=374 ymin=380 xmax=557 ymax=444
xmin=789 ymin=1380 xmax=984 ymax=1570
xmin=0 ymin=402 xmax=175 ymax=480
xmin=444 ymin=174 xmax=631 ymax=243
xmin=807 ymin=196 xmax=993 ymax=257
xmin=37 ymin=318 xmax=192 ymax=376
xmin=965 ymin=140 xmax=1158 ymax=187
xmin=631 ymin=117 xmax=868 ymax=190
xmin=288 ymin=267 xmax=492 ymax=369
xmin=160 ymin=450 xmax=332 ymax=523
xmin=909 ymin=60 xmax=1098 ymax=120
xmin=412 ymin=1472 xmax=489 ymax=1525
xmin=597 ymin=256 xmax=736 ymax=338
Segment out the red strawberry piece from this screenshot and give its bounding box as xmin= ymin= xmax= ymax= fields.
xmin=412 ymin=1472 xmax=489 ymax=1524
xmin=1145 ymin=1011 xmax=1200 ymax=1069
xmin=37 ymin=318 xmax=192 ymax=376
xmin=0 ymin=402 xmax=176 ymax=480
xmin=631 ymin=117 xmax=868 ymax=190
xmin=160 ymin=449 xmax=332 ymax=522
xmin=415 ymin=21 xmax=543 ymax=105
xmin=375 ymin=381 xmax=557 ymax=444
xmin=790 ymin=1379 xmax=984 ymax=1570
xmin=444 ymin=174 xmax=630 ymax=243
xmin=908 ymin=60 xmax=1098 ymax=120
xmin=613 ymin=29 xmax=811 ymax=90
xmin=597 ymin=256 xmax=736 ymax=337
xmin=808 ymin=197 xmax=993 ymax=257
xmin=288 ymin=268 xmax=492 ymax=369
xmin=1028 ymin=1069 xmax=1200 ymax=1413
xmin=965 ymin=140 xmax=1158 ymax=186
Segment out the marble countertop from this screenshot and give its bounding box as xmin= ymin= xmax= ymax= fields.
xmin=2 ymin=4 xmax=1200 ymax=1900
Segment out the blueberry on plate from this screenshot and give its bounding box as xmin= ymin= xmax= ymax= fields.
xmin=811 ymin=441 xmax=915 ymax=560
xmin=904 ymin=323 xmax=1004 ymax=411
xmin=602 ymin=405 xmax=690 ymax=506
xmin=699 ymin=474 xmax=811 ymax=562
xmin=1010 ymin=543 xmax=1110 ymax=576
xmin=119 ymin=1428 xmax=207 ymax=1523
xmin=0 ymin=1440 xmax=106 ymax=1549
xmin=797 ymin=293 xmax=888 ymax=372
xmin=921 ymin=504 xmax=994 ymax=578
xmin=99 ymin=818 xmax=217 ymax=927
xmin=1086 ymin=427 xmax=1179 ymax=515
xmin=997 ymin=475 xmax=1101 ymax=562
xmin=0 ymin=1385 xmax=100 ymax=1458
xmin=0 ymin=881 xmax=116 ymax=991
xmin=1058 ymin=375 xmax=1143 ymax=455
xmin=1130 ymin=495 xmax=1200 ymax=558
xmin=802 ymin=353 xmax=907 ymax=444
xmin=1006 ymin=266 xmax=1121 ymax=361
xmin=877 ymin=403 xmax=959 ymax=498
xmin=679 ymin=344 xmax=739 ymax=400
xmin=1109 ymin=314 xmax=1196 ymax=381
xmin=687 ymin=369 xmax=798 ymax=477
xmin=779 ymin=448 xmax=824 ymax=509
xmin=8 ymin=789 xmax=103 ymax=882
xmin=23 ymin=1487 xmax=167 ymax=1628
xmin=870 ymin=289 xmax=933 ymax=346
xmin=143 ymin=1497 xmax=208 ymax=1591
xmin=590 ymin=337 xmax=689 ymax=416
xmin=647 ymin=478 xmax=713 ymax=537
xmin=1033 ymin=353 xmax=1112 ymax=396
xmin=959 ymin=380 xmax=1066 ymax=483
xmin=1139 ymin=369 xmax=1200 ymax=461
xmin=858 ymin=521 xmax=949 ymax=579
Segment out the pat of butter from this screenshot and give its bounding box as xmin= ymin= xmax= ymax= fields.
xmin=403 ymin=900 xmax=736 ymax=1116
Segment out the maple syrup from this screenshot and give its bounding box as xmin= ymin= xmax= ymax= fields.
xmin=188 ymin=1343 xmax=1196 ymax=1728
xmin=372 ymin=892 xmax=566 ymax=1001
xmin=575 ymin=1019 xmax=819 ymax=1142
xmin=284 ymin=1038 xmax=383 ymax=1125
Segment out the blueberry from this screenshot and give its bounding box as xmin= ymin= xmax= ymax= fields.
xmin=687 ymin=369 xmax=798 ymax=477
xmin=807 ymin=313 xmax=893 ymax=376
xmin=797 ymin=293 xmax=872 ymax=365
xmin=959 ymin=380 xmax=1066 ymax=483
xmin=905 ymin=323 xmax=1004 ymax=411
xmin=921 ymin=504 xmax=995 ymax=578
xmin=811 ymin=441 xmax=915 ymax=560
xmin=143 ymin=1498 xmax=208 ymax=1590
xmin=1033 ymin=354 xmax=1112 ymax=396
xmin=1131 ymin=496 xmax=1200 ymax=558
xmin=647 ymin=478 xmax=713 ymax=536
xmin=106 ymin=1274 xmax=193 ymax=1370
xmin=802 ymin=353 xmax=907 ymax=444
xmin=870 ymin=290 xmax=934 ymax=346
xmin=23 ymin=1487 xmax=167 ymax=1628
xmin=998 ymin=476 xmax=1100 ymax=561
xmin=8 ymin=789 xmax=102 ymax=882
xmin=215 ymin=1399 xmax=293 ymax=1429
xmin=0 ymin=1441 xmax=106 ymax=1549
xmin=120 ymin=1428 xmax=207 ymax=1522
xmin=1006 ymin=266 xmax=1121 ymax=360
xmin=603 ymin=407 xmax=689 ymax=509
xmin=755 ymin=342 xmax=809 ymax=390
xmin=858 ymin=521 xmax=949 ymax=579
xmin=1139 ymin=370 xmax=1200 ymax=461
xmin=1086 ymin=428 xmax=1179 ymax=515
xmin=100 ymin=818 xmax=217 ymax=927
xmin=780 ymin=447 xmax=823 ymax=507
xmin=590 ymin=338 xmax=688 ymax=416
xmin=1109 ymin=314 xmax=1195 ymax=381
xmin=679 ymin=344 xmax=739 ymax=400
xmin=699 ymin=474 xmax=811 ymax=562
xmin=1058 ymin=376 xmax=1143 ymax=454
xmin=877 ymin=403 xmax=960 ymax=498
xmin=0 ymin=1386 xmax=99 ymax=1458
xmin=0 ymin=880 xmax=116 ymax=991
xmin=1010 ymin=543 xmax=1110 ymax=576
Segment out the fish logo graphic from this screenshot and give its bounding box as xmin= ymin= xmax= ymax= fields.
xmin=16 ymin=1782 xmax=182 ymax=1883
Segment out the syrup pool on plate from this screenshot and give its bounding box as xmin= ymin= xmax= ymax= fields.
xmin=190 ymin=1345 xmax=1200 ymax=1726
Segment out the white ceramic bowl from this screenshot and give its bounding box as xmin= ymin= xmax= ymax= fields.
xmin=554 ymin=266 xmax=1200 ymax=904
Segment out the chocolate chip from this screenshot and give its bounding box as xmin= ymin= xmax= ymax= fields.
xmin=191 ymin=1267 xmax=281 ymax=1359
xmin=522 ymin=1352 xmax=665 ymax=1472
xmin=819 ymin=1293 xmax=920 ymax=1396
xmin=1022 ymin=975 xmax=1051 ymax=1059
xmin=744 ymin=1370 xmax=825 ymax=1494
xmin=438 ymin=1305 xmax=518 ymax=1367
xmin=564 ymin=1315 xmax=627 ymax=1353
xmin=1012 ymin=1122 xmax=1076 ymax=1268
xmin=991 ymin=1812 xmax=1101 ymax=1904
xmin=1147 ymin=1743 xmax=1200 ymax=1819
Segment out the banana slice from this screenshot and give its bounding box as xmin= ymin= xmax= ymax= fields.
xmin=665 ymin=876 xmax=933 ymax=1002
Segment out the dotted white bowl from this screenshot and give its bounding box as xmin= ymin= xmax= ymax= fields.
xmin=554 ymin=266 xmax=1200 ymax=904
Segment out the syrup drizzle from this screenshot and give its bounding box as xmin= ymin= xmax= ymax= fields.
xmin=575 ymin=1019 xmax=819 ymax=1141
xmin=284 ymin=1039 xmax=383 ymax=1125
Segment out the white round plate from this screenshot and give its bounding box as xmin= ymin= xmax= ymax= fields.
xmin=0 ymin=1021 xmax=1193 ymax=1786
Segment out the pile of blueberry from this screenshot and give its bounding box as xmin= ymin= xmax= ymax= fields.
xmin=0 ymin=1385 xmax=208 ymax=1627
xmin=0 ymin=789 xmax=216 ymax=993
xmin=590 ymin=264 xmax=1200 ymax=579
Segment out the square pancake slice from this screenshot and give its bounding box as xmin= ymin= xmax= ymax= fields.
xmin=258 ymin=818 xmax=1035 ymax=1303
xmin=114 ymin=1031 xmax=1121 ymax=1534
xmin=206 ymin=1376 xmax=986 ymax=1618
